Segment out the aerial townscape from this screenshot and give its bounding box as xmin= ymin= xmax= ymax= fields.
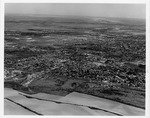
xmin=4 ymin=4 xmax=146 ymax=116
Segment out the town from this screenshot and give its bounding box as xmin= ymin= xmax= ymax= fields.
xmin=4 ymin=15 xmax=145 ymax=109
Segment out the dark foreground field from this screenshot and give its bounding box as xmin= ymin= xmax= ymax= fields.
xmin=4 ymin=14 xmax=145 ymax=109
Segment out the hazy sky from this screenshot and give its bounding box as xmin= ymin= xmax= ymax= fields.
xmin=5 ymin=3 xmax=146 ymax=19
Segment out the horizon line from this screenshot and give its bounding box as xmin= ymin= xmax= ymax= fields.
xmin=5 ymin=13 xmax=146 ymax=20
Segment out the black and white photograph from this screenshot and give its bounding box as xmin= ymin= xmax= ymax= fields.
xmin=1 ymin=0 xmax=150 ymax=117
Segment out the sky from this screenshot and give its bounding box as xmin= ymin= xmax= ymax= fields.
xmin=5 ymin=3 xmax=146 ymax=19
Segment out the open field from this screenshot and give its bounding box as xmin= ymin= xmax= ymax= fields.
xmin=4 ymin=88 xmax=144 ymax=115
